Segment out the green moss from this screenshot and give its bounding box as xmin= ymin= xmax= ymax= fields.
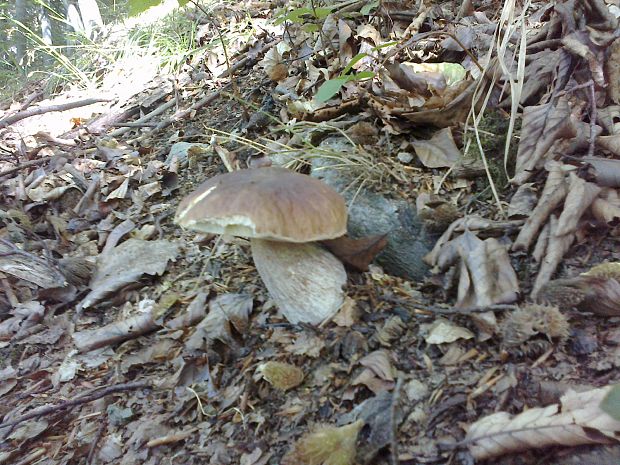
xmin=463 ymin=110 xmax=520 ymax=199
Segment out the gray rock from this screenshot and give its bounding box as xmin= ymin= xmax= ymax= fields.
xmin=310 ymin=138 xmax=434 ymax=281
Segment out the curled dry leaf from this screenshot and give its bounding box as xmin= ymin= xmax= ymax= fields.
xmin=73 ymin=306 xmax=161 ymax=352
xmin=466 ymin=385 xmax=620 ymax=460
xmin=258 ymin=361 xmax=304 ymax=391
xmin=423 ymin=318 xmax=474 ymax=344
xmin=353 ymin=350 xmax=396 ymax=394
xmin=426 ymin=215 xmax=524 ymax=268
xmin=584 ymin=155 xmax=620 ymax=187
xmin=591 ymin=197 xmax=620 ymax=224
xmin=358 ymin=350 xmax=395 ymax=382
xmin=0 ymin=243 xmax=67 ymax=289
xmin=507 ymin=183 xmax=538 ymax=219
xmin=513 ymin=161 xmax=568 ymax=251
xmin=374 ymin=316 xmax=406 ymax=347
xmin=532 ymin=215 xmax=576 ymax=298
xmin=455 ymin=232 xmax=519 ymax=308
xmin=606 ymin=37 xmax=620 ymax=104
xmin=555 ymin=173 xmax=601 ymax=236
xmin=513 ymin=98 xmax=571 ymax=185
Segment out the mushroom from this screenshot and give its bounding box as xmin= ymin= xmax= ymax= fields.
xmin=175 ymin=167 xmax=348 ymax=324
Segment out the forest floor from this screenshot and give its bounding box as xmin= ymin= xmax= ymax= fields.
xmin=1 ymin=0 xmax=620 ymax=464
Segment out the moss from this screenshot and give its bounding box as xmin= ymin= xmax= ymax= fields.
xmin=463 ymin=110 xmax=521 ymax=199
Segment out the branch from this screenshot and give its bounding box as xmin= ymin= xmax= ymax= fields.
xmin=0 ymin=381 xmax=151 ymax=435
xmin=0 ymin=98 xmax=112 ymax=128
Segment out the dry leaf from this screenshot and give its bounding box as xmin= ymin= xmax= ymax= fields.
xmin=455 ymin=232 xmax=519 ymax=308
xmin=466 ymin=385 xmax=620 ymax=460
xmin=532 ymin=215 xmax=576 ymax=298
xmin=78 ymin=239 xmax=179 ymax=310
xmin=507 ymin=183 xmax=538 ymax=219
xmin=411 ymin=127 xmax=462 ymax=168
xmin=423 ymin=318 xmax=474 ymax=344
xmin=321 ymin=234 xmax=387 ymax=271
xmin=185 ymin=293 xmax=253 ymax=352
xmin=606 ymin=37 xmax=620 ymax=104
xmin=584 ymin=155 xmax=620 ymax=187
xmin=555 ymin=173 xmax=601 ymax=235
xmin=358 ymin=350 xmax=395 ymax=382
xmin=513 ymin=98 xmax=571 ymax=185
xmin=513 ymin=161 xmax=569 ymax=251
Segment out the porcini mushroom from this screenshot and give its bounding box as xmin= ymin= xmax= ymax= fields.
xmin=175 ymin=167 xmax=348 ymax=324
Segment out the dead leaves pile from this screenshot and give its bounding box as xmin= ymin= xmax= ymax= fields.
xmin=2 ymin=0 xmax=620 ymax=463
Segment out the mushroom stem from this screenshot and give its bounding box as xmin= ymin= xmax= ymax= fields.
xmin=250 ymin=239 xmax=347 ymax=324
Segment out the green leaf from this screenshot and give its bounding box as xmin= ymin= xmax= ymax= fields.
xmin=312 ymin=7 xmax=334 ymax=19
xmin=316 ymin=77 xmax=349 ymax=103
xmin=341 ymin=53 xmax=368 ymax=75
xmin=349 ymin=71 xmax=374 ymax=81
xmin=128 ymin=0 xmax=162 ymax=16
xmin=360 ymin=0 xmax=379 ymax=15
xmin=274 ymin=7 xmax=313 ymax=24
xmin=274 ymin=5 xmax=334 ymax=24
xmin=437 ymin=63 xmax=467 ymax=86
xmin=600 ymin=385 xmax=620 ymax=421
xmin=303 ymin=23 xmax=320 ymax=33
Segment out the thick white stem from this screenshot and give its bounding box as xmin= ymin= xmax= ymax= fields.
xmin=251 ymin=239 xmax=347 ymax=324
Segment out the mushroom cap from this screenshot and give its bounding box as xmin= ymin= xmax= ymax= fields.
xmin=175 ymin=167 xmax=347 ymax=242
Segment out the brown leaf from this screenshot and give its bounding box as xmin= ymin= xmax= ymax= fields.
xmin=606 ymin=37 xmax=620 ymax=104
xmin=556 ymin=173 xmax=601 ymax=235
xmin=466 ymin=385 xmax=620 ymax=460
xmin=411 ymin=127 xmax=462 ymax=168
xmin=513 ymin=161 xmax=568 ymax=251
xmin=584 ymin=155 xmax=620 ymax=187
xmin=321 ymin=234 xmax=387 ymax=272
xmin=513 ymin=98 xmax=571 ymax=185
xmin=455 ymin=232 xmax=519 ymax=309
xmin=532 ymin=215 xmax=576 ymax=298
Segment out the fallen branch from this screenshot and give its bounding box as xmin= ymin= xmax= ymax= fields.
xmin=0 ymin=381 xmax=151 ymax=436
xmin=0 ymin=156 xmax=56 ymax=180
xmin=0 ymin=98 xmax=112 ymax=128
xmin=150 ymin=83 xmax=232 ymax=133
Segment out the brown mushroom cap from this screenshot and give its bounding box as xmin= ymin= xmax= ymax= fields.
xmin=175 ymin=167 xmax=347 ymax=242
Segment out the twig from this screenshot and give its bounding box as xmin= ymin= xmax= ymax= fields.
xmin=0 ymin=156 xmax=54 ymax=180
xmin=587 ymin=81 xmax=597 ymax=158
xmin=0 ymin=98 xmax=112 ymax=128
xmin=409 ymin=302 xmax=519 ymax=315
xmin=151 ymin=83 xmax=231 ymax=133
xmin=86 ymin=415 xmax=108 ymax=464
xmin=108 ymin=99 xmax=177 ymax=138
xmin=216 ymin=38 xmax=281 ymax=79
xmin=0 ymin=381 xmax=151 ymax=435
xmin=390 ymin=377 xmax=404 ymax=465
xmin=108 ymin=122 xmax=158 ymax=128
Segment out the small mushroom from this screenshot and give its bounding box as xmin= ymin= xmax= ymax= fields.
xmin=175 ymin=167 xmax=348 ymax=324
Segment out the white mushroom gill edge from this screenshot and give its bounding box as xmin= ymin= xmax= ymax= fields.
xmin=250 ymin=239 xmax=347 ymax=325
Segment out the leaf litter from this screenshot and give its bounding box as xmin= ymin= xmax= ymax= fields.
xmin=1 ymin=0 xmax=620 ymax=464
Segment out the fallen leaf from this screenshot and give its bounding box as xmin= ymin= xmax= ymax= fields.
xmin=466 ymin=385 xmax=620 ymax=460
xmin=423 ymin=318 xmax=474 ymax=344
